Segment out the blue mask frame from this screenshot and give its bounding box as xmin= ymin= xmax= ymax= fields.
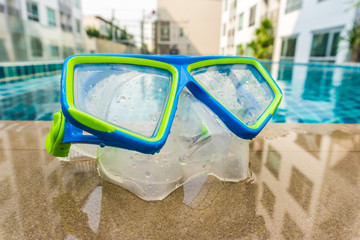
xmin=45 ymin=54 xmax=282 ymax=157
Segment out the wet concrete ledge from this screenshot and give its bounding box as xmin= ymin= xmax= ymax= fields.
xmin=0 ymin=121 xmax=359 ymax=239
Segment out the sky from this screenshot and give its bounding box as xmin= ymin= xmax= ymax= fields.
xmin=81 ymin=0 xmax=157 ymax=44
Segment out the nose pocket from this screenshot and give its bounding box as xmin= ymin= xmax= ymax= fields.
xmin=174 ymin=90 xmax=232 ymax=165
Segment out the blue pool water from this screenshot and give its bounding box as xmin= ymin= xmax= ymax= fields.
xmin=264 ymin=62 xmax=360 ymax=123
xmin=0 ymin=62 xmax=359 ymax=123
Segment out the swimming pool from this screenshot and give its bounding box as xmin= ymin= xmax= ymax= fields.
xmin=0 ymin=62 xmax=359 ymax=123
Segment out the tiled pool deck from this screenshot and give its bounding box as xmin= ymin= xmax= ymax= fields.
xmin=0 ymin=121 xmax=359 ymax=239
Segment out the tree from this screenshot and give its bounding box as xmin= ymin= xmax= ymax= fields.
xmin=346 ymin=19 xmax=360 ymax=62
xmin=249 ymin=18 xmax=274 ymax=59
xmin=86 ymin=27 xmax=100 ymax=38
xmin=236 ymin=44 xmax=244 ymax=55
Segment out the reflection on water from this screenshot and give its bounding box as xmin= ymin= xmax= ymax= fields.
xmin=0 ymin=122 xmax=360 ymax=239
xmin=287 ymin=167 xmax=313 ymax=212
xmin=255 ymin=124 xmax=360 ymax=239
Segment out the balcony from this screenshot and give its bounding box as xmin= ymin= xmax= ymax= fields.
xmin=61 ymin=23 xmax=72 ymax=32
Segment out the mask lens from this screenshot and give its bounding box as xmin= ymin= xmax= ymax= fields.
xmin=190 ymin=64 xmax=274 ymax=126
xmin=73 ymin=63 xmax=172 ymax=137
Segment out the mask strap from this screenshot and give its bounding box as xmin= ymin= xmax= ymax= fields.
xmin=45 ymin=110 xmax=71 ymax=157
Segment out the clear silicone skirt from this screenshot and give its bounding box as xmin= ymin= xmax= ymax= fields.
xmin=61 ymin=89 xmax=249 ymax=201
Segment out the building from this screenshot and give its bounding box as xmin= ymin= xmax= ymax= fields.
xmin=83 ymin=15 xmax=140 ymax=54
xmin=255 ymin=126 xmax=360 ymax=238
xmin=273 ymin=0 xmax=357 ymax=63
xmin=153 ymin=0 xmax=222 ymax=55
xmin=0 ymin=0 xmax=85 ymax=62
xmin=220 ymin=0 xmax=358 ymax=64
xmin=220 ymin=0 xmax=280 ymax=57
xmin=83 ymin=15 xmax=135 ymax=45
xmin=141 ymin=11 xmax=157 ymax=53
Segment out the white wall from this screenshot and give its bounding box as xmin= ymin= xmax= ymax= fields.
xmin=220 ymin=0 xmax=266 ymax=56
xmin=273 ymin=0 xmax=357 ymax=63
xmin=2 ymin=0 xmax=86 ymax=62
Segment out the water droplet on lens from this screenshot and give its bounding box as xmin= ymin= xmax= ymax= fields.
xmin=145 ymin=171 xmax=151 ymax=178
xmin=218 ymin=91 xmax=224 ymax=96
xmin=159 ymin=88 xmax=163 ymax=92
xmin=132 ymin=163 xmax=136 ymax=168
xmin=90 ymin=84 xmax=94 ymax=88
xmin=100 ymin=143 xmax=105 ymax=148
xmin=120 ymin=96 xmax=126 ymax=100
xmin=148 ymin=184 xmax=152 ymax=189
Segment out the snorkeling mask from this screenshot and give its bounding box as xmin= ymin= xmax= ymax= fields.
xmin=46 ymin=54 xmax=282 ymax=200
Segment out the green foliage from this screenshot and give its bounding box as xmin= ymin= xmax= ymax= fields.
xmin=346 ymin=19 xmax=360 ymax=61
xmin=236 ymin=44 xmax=244 ymax=55
xmin=249 ymin=18 xmax=274 ymax=59
xmin=86 ymin=27 xmax=100 ymax=38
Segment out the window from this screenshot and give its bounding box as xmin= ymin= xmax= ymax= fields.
xmin=223 ymin=23 xmax=226 ymax=36
xmin=0 ymin=4 xmax=5 ymax=13
xmin=233 ymin=0 xmax=237 ymax=8
xmin=159 ymin=21 xmax=170 ymax=41
xmin=261 ymin=183 xmax=275 ymax=217
xmin=179 ymin=27 xmax=184 ymax=37
xmin=285 ymin=0 xmax=302 ymax=14
xmin=311 ymin=33 xmax=329 ymax=56
xmin=330 ymin=32 xmax=340 ymax=56
xmin=280 ymin=36 xmax=297 ymax=61
xmin=281 ymin=213 xmax=304 ymax=239
xmin=74 ymin=0 xmax=81 ymax=8
xmin=265 ymin=145 xmax=281 ymax=179
xmin=50 ymin=45 xmax=59 ymax=57
xmin=245 ymin=44 xmax=253 ymax=57
xmin=30 ymin=37 xmax=43 ymax=57
xmin=162 ymin=26 xmax=168 ymax=38
xmin=47 ymin=8 xmax=56 ymax=27
xmin=249 ymin=6 xmax=256 ymax=27
xmin=0 ymin=38 xmax=9 ymax=61
xmin=310 ymin=29 xmax=341 ymax=62
xmin=238 ymin=13 xmax=243 ymax=30
xmin=288 ymin=167 xmax=313 ymax=211
xmin=26 ymin=1 xmax=39 ymax=22
xmin=76 ymin=19 xmax=81 ymax=33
